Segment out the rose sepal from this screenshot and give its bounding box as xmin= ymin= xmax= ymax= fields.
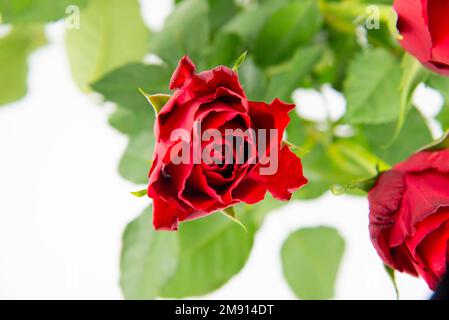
xmin=138 ymin=88 xmax=171 ymax=114
xmin=221 ymin=207 xmax=247 ymax=232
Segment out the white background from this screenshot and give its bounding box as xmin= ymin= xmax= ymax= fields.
xmin=0 ymin=0 xmax=436 ymax=299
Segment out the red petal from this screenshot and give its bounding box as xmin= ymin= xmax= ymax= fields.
xmin=368 ymin=170 xmax=406 ymax=267
xmin=153 ymin=197 xmax=188 ymax=231
xmin=169 ymin=56 xmax=196 ymax=90
xmin=266 ymin=146 xmax=308 ymax=200
xmin=231 ymin=170 xmax=267 ymax=204
xmin=394 ymin=0 xmax=432 ymax=62
xmin=414 ymin=220 xmax=449 ymax=289
xmin=427 ymin=0 xmax=449 ymax=69
xmin=395 ymin=150 xmax=449 ymax=173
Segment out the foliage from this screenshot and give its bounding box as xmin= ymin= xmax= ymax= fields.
xmin=2 ymin=0 xmax=447 ymax=299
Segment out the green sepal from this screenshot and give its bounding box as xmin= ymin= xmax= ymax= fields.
xmin=232 ymin=51 xmax=248 ymax=72
xmin=384 ymin=264 xmax=400 ymax=300
xmin=138 ymin=88 xmax=171 ymax=114
xmin=131 ymin=189 xmax=147 ymax=198
xmin=418 ymin=130 xmax=449 ymax=152
xmin=221 ymin=207 xmax=247 ymax=232
xmin=331 ymin=168 xmax=381 ymax=196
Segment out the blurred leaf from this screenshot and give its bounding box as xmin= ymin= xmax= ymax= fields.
xmin=253 ymin=0 xmax=322 ymax=67
xmin=287 ymin=113 xmax=380 ymax=200
xmin=108 ymin=106 xmax=151 ymax=136
xmin=312 ymin=28 xmax=359 ymax=91
xmin=207 ymin=32 xmax=243 ymax=68
xmin=265 ymin=45 xmax=324 ymax=102
xmin=362 ymin=107 xmax=433 ymax=165
xmin=120 ymin=206 xmax=179 ymax=300
xmin=92 ymin=63 xmax=171 ymax=112
xmin=281 ymin=226 xmax=345 ymax=300
xmin=119 ymin=130 xmax=154 ymax=184
xmin=151 ymin=0 xmax=209 ymax=67
xmin=160 ymin=198 xmax=282 ymax=298
xmin=427 ymin=75 xmax=449 ymax=130
xmin=0 ymin=0 xmax=89 ymax=23
xmin=222 ymin=4 xmax=271 ymax=46
xmin=66 ymin=0 xmax=149 ymax=91
xmin=159 ymin=210 xmax=257 ymax=297
xmin=0 ymin=26 xmax=46 ymax=106
xmin=92 ymin=63 xmax=171 ymax=183
xmin=120 ymin=198 xmax=284 ymax=299
xmin=208 ymin=0 xmax=240 ymax=34
xmin=388 ymin=54 xmax=430 ymax=146
xmin=344 ymin=48 xmax=401 ymax=124
xmin=239 ymin=56 xmax=268 ymax=101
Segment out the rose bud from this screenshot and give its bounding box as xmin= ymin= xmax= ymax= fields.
xmin=146 ymin=56 xmax=308 ymax=230
xmin=394 ymin=0 xmax=449 ymax=76
xmin=368 ymin=149 xmax=449 ymax=289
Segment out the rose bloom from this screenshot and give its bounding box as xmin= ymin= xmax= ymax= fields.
xmin=368 ymin=149 xmax=449 ymax=289
xmin=147 ymin=56 xmax=307 ymax=230
xmin=394 ymin=0 xmax=449 ymax=76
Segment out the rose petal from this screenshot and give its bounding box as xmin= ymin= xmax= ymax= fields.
xmin=169 ymin=56 xmax=196 ymax=90
xmin=394 ymin=0 xmax=433 ymax=63
xmin=266 ymin=146 xmax=308 ymax=200
xmin=427 ymin=0 xmax=449 ymax=66
xmin=414 ymin=220 xmax=449 ymax=289
xmin=395 ymin=150 xmax=449 ymax=173
xmin=153 ymin=197 xmax=188 ymax=231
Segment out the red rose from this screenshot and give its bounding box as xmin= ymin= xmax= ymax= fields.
xmin=147 ymin=56 xmax=307 ymax=230
xmin=394 ymin=0 xmax=449 ymax=76
xmin=368 ymin=150 xmax=449 ymax=289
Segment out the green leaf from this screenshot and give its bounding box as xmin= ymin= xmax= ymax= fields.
xmin=387 ymin=54 xmax=430 ymax=146
xmin=207 ymin=0 xmax=240 ymax=34
xmin=253 ymin=0 xmax=322 ymax=67
xmin=344 ymin=48 xmax=402 ymax=124
xmin=92 ymin=64 xmax=171 ymax=183
xmin=108 ymin=106 xmax=151 ymax=136
xmin=92 ymin=63 xmax=171 ymax=112
xmin=265 ymin=45 xmax=324 ymax=102
xmin=0 ymin=0 xmax=89 ymax=23
xmin=159 ymin=198 xmax=283 ymax=298
xmin=384 ymin=265 xmax=400 ymax=300
xmin=150 ymin=0 xmax=209 ymax=67
xmin=120 ymin=197 xmax=284 ymax=299
xmin=281 ymin=226 xmax=345 ymax=300
xmin=66 ymin=0 xmax=149 ymax=91
xmin=238 ymin=56 xmax=268 ymax=101
xmin=120 ymin=206 xmax=179 ymax=300
xmin=222 ymin=4 xmax=272 ymax=46
xmin=138 ymin=89 xmax=171 ymax=115
xmin=0 ymin=26 xmax=46 ymax=106
xmin=119 ymin=130 xmax=154 ymax=184
xmin=207 ymin=32 xmax=244 ymax=68
xmin=232 ymin=50 xmax=248 ymax=72
xmin=427 ymin=74 xmax=449 ymax=130
xmin=362 ymin=107 xmax=433 ymax=165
